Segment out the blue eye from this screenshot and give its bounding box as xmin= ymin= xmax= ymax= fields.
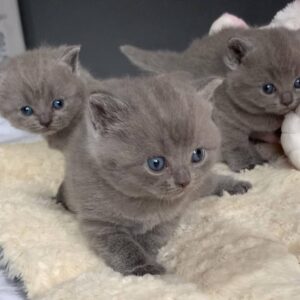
xmin=191 ymin=148 xmax=206 ymax=163
xmin=262 ymin=83 xmax=276 ymax=95
xmin=147 ymin=156 xmax=166 ymax=172
xmin=20 ymin=106 xmax=33 ymax=116
xmin=52 ymin=99 xmax=64 ymax=110
xmin=294 ymin=78 xmax=300 ymax=89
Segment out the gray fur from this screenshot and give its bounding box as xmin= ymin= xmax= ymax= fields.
xmin=0 ymin=45 xmax=92 ymax=151
xmin=62 ymin=74 xmax=251 ymax=276
xmin=121 ymin=27 xmax=300 ymax=171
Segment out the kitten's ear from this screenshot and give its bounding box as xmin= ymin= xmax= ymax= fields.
xmin=88 ymin=91 xmax=128 ymax=133
xmin=224 ymin=37 xmax=253 ymax=70
xmin=196 ymin=77 xmax=224 ymax=101
xmin=58 ymin=45 xmax=81 ymax=74
xmin=120 ymin=45 xmax=179 ymax=73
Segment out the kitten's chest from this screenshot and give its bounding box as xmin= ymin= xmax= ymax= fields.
xmin=213 ymin=100 xmax=283 ymax=133
xmin=123 ymin=197 xmax=189 ymax=234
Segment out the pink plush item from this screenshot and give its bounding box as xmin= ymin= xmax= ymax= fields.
xmin=209 ymin=1 xmax=300 ymax=35
xmin=209 ymin=13 xmax=249 ymax=35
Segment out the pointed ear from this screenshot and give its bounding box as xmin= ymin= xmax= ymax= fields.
xmin=224 ymin=37 xmax=253 ymax=70
xmin=196 ymin=77 xmax=224 ymax=101
xmin=120 ymin=45 xmax=179 ymax=73
xmin=58 ymin=45 xmax=81 ymax=74
xmin=88 ymin=91 xmax=128 ymax=134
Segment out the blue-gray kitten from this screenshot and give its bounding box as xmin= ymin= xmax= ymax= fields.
xmin=121 ymin=28 xmax=300 ymax=171
xmin=0 ymin=45 xmax=91 ymax=151
xmin=61 ymin=73 xmax=251 ymax=276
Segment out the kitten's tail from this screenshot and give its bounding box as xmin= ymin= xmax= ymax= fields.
xmin=120 ymin=45 xmax=182 ymax=74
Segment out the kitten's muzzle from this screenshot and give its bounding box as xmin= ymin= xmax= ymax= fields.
xmin=174 ymin=168 xmax=191 ymax=188
xmin=39 ymin=113 xmax=52 ymax=127
xmin=280 ymin=91 xmax=293 ymax=106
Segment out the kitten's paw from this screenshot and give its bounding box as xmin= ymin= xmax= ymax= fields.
xmin=228 ymin=159 xmax=268 ymax=172
xmin=225 ymin=148 xmax=269 ymax=172
xmin=126 ymin=263 xmax=165 ymax=276
xmin=243 ymin=159 xmax=268 ymax=171
xmin=226 ymin=180 xmax=252 ymax=195
xmin=254 ymin=158 xmax=268 ymax=166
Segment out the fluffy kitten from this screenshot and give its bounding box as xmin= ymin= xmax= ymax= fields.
xmin=0 ymin=45 xmax=91 ymax=151
xmin=62 ymin=73 xmax=251 ymax=276
xmin=121 ymin=28 xmax=300 ymax=171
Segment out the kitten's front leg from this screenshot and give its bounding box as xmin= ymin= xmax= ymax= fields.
xmin=136 ymin=219 xmax=178 ymax=257
xmin=211 ymin=174 xmax=252 ymax=196
xmin=198 ymin=174 xmax=251 ymax=198
xmin=55 ymin=181 xmax=75 ymax=212
xmin=81 ymin=220 xmax=165 ymax=276
xmin=222 ymin=133 xmax=267 ymax=172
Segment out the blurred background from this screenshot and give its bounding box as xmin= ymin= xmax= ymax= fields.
xmin=18 ymin=0 xmax=288 ymax=78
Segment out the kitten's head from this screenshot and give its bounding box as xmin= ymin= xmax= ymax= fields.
xmin=0 ymin=45 xmax=86 ymax=135
xmin=224 ymin=28 xmax=300 ymax=115
xmin=87 ymin=74 xmax=221 ymax=201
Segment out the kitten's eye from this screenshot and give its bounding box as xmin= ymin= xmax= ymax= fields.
xmin=262 ymin=83 xmax=276 ymax=95
xmin=191 ymin=148 xmax=206 ymax=163
xmin=147 ymin=156 xmax=166 ymax=172
xmin=294 ymin=78 xmax=300 ymax=89
xmin=52 ymin=99 xmax=64 ymax=110
xmin=20 ymin=106 xmax=34 ymax=116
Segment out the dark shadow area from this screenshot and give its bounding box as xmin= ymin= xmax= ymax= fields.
xmin=18 ymin=0 xmax=288 ymax=78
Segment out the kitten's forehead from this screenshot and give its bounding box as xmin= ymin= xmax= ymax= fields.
xmin=0 ymin=48 xmax=80 ymax=105
xmin=104 ymin=75 xmax=220 ymax=152
xmin=5 ymin=51 xmax=57 ymax=87
xmin=246 ymin=28 xmax=300 ymax=79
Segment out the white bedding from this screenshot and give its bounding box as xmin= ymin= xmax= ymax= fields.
xmin=0 ymin=117 xmax=40 ymax=144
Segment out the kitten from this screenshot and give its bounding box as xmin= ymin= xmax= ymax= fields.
xmin=120 ymin=28 xmax=300 ymax=171
xmin=0 ymin=45 xmax=92 ymax=151
xmin=61 ymin=73 xmax=251 ymax=276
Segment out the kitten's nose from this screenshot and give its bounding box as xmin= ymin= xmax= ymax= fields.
xmin=39 ymin=114 xmax=52 ymax=127
xmin=174 ymin=168 xmax=191 ymax=188
xmin=280 ymin=92 xmax=293 ymax=106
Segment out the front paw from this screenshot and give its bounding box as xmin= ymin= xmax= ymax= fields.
xmin=228 ymin=157 xmax=268 ymax=172
xmin=225 ymin=180 xmax=252 ymax=195
xmin=224 ymin=145 xmax=269 ymax=172
xmin=125 ymin=262 xmax=165 ymax=276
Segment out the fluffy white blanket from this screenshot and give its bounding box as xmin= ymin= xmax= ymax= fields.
xmin=0 ymin=142 xmax=300 ymax=300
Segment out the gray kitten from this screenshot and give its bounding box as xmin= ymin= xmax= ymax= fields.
xmin=62 ymin=73 xmax=251 ymax=276
xmin=121 ymin=28 xmax=300 ymax=171
xmin=0 ymin=45 xmax=91 ymax=151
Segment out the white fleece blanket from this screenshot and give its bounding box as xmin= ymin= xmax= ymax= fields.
xmin=0 ymin=142 xmax=300 ymax=300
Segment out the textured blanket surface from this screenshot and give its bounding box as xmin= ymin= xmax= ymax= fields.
xmin=0 ymin=142 xmax=300 ymax=300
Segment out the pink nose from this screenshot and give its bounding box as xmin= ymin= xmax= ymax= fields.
xmin=39 ymin=114 xmax=52 ymax=127
xmin=174 ymin=168 xmax=191 ymax=188
xmin=280 ymin=92 xmax=293 ymax=106
xmin=176 ymin=180 xmax=190 ymax=188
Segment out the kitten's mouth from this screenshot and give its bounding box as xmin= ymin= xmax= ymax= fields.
xmin=39 ymin=126 xmax=57 ymax=135
xmin=164 ymin=188 xmax=188 ymax=199
xmin=280 ymin=103 xmax=299 ymax=114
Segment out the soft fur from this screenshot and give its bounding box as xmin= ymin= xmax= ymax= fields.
xmin=269 ymin=0 xmax=300 ymax=30
xmin=1 ymin=142 xmax=300 ymax=299
xmin=120 ymin=28 xmax=300 ymax=171
xmin=61 ymin=74 xmax=250 ymax=276
xmin=0 ymin=45 xmax=90 ymax=151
